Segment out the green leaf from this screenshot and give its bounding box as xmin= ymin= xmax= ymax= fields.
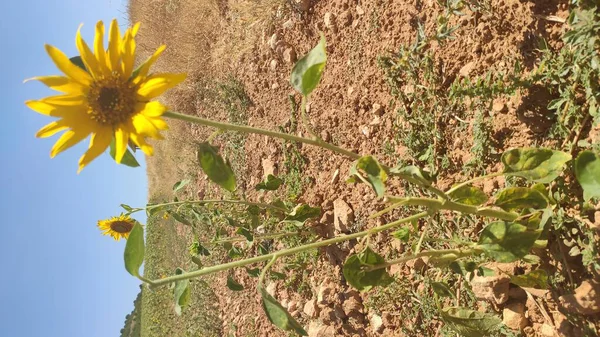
xmin=510 ymin=269 xmax=548 ymax=289
xmin=431 ymin=282 xmax=455 ymax=298
xmin=478 ymin=221 xmax=541 ymax=262
xmin=120 ymin=204 xmax=133 ymax=212
xmin=343 ymin=247 xmax=392 ymax=292
xmin=236 ymin=227 xmax=254 ymax=242
xmin=501 ymin=148 xmax=571 ymax=183
xmin=197 ymin=143 xmax=236 ymax=192
xmin=256 ymin=174 xmax=283 ymax=191
xmin=270 ymin=271 xmax=286 ymax=280
xmin=228 ymin=246 xmax=243 ymax=259
xmin=246 ymin=267 xmax=260 ymax=277
xmin=173 ymin=268 xmax=190 ymax=315
xmin=493 ymin=187 xmax=548 ymax=211
xmin=124 ymin=223 xmax=145 ymax=278
xmin=290 ymin=35 xmax=327 ymax=96
xmin=259 ymin=286 xmax=308 ymax=335
xmin=448 ymin=186 xmax=488 ymax=206
xmin=440 ymin=307 xmax=502 ymax=337
xmin=348 ymin=156 xmax=388 ymax=197
xmin=392 ymin=227 xmax=411 ymax=242
xmin=70 ymin=56 xmax=87 ymax=71
xmin=168 ymin=211 xmax=192 ymax=226
xmin=146 ymin=204 xmax=166 ymax=217
xmin=172 ymin=179 xmax=190 ymax=193
xmin=574 ymin=151 xmax=600 ymax=201
xmin=284 ymin=204 xmax=321 ymax=226
xmin=449 ymin=261 xmax=478 ymax=277
xmin=227 ymin=275 xmax=245 ymax=291
xmin=109 ymin=138 xmax=141 ymax=168
xmin=389 ymin=165 xmax=432 ymax=186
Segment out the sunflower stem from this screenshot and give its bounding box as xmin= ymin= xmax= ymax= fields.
xmin=147 ymin=211 xmax=430 ymax=288
xmin=141 ymin=199 xmax=287 ymax=214
xmin=163 ymin=111 xmax=360 ymax=160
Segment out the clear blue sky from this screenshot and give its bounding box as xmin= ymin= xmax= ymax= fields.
xmin=0 ymin=1 xmax=149 ymax=336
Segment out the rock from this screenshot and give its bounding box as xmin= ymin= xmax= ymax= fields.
xmin=559 ymin=279 xmax=600 ymax=315
xmin=283 ymin=47 xmax=297 ymax=64
xmin=502 ymin=301 xmax=528 ymax=330
xmin=283 ymin=19 xmax=294 ymax=30
xmin=269 ymin=59 xmax=278 ymax=72
xmin=343 ymin=297 xmax=363 ymax=317
xmin=370 ymin=314 xmax=384 ymax=334
xmin=372 ymin=103 xmax=383 ymax=115
xmin=470 ymin=273 xmax=510 ymax=305
xmin=324 ymin=12 xmax=336 ymax=28
xmin=459 ymin=61 xmax=476 ymax=77
xmin=266 ymin=282 xmax=277 ymax=297
xmin=303 ymin=298 xmax=320 ymax=318
xmin=492 ymin=98 xmax=508 ymax=113
xmin=271 ymin=82 xmax=280 ymax=90
xmin=333 ymin=199 xmax=354 ymax=233
xmin=321 ymin=130 xmax=331 ymax=142
xmin=319 ymin=307 xmax=336 ymax=324
xmin=268 ymin=33 xmax=279 ymax=50
xmin=360 ymin=125 xmax=371 ymax=138
xmin=356 ymin=6 xmax=365 ymax=15
xmin=294 ymin=0 xmax=312 ymax=12
xmin=319 ymin=211 xmax=333 ymax=225
xmin=331 ymin=169 xmax=340 ymax=184
xmin=262 ymin=158 xmax=277 ymax=176
xmin=540 ymin=323 xmax=556 ymax=337
xmin=334 ymin=303 xmax=347 ymax=320
xmin=339 ymin=10 xmax=352 ymax=27
xmin=317 ymin=280 xmax=335 ymax=305
xmin=307 ymin=321 xmax=335 ymax=337
xmin=369 ymin=116 xmax=381 ymax=126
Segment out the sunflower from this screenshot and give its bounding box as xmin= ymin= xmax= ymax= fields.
xmin=25 ymin=19 xmax=186 ymax=172
xmin=98 ymin=214 xmax=137 ymax=241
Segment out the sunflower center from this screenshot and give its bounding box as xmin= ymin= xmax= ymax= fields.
xmin=110 ymin=220 xmax=134 ymax=233
xmin=87 ymin=74 xmax=137 ymax=126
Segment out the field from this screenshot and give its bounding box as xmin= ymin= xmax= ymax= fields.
xmin=126 ymin=0 xmax=600 ymax=336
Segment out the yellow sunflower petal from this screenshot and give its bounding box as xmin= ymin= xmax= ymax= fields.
xmin=94 ymin=21 xmax=110 ymax=76
xmin=50 ymin=128 xmax=91 ymax=158
xmin=78 ymin=128 xmax=113 ymax=173
xmin=121 ymin=30 xmax=136 ymax=79
xmin=76 ymin=24 xmax=102 ymax=78
xmin=138 ymin=101 xmax=167 ymax=117
xmin=107 ymin=19 xmax=121 ymax=73
xmin=131 ymin=113 xmax=164 ymax=138
xmin=129 ymin=133 xmax=154 ymax=156
xmin=44 ymin=45 xmax=91 ymax=86
xmin=132 ymin=45 xmax=166 ymax=83
xmin=38 ymin=95 xmax=86 ymax=107
xmin=137 ymin=73 xmax=187 ymax=99
xmin=24 ymin=76 xmax=86 ymax=95
xmin=25 ymin=100 xmax=86 ymax=117
xmin=114 ymin=126 xmax=130 ymax=163
xmin=131 ymin=22 xmax=141 ymax=37
xmin=36 ymin=120 xmax=70 ymax=138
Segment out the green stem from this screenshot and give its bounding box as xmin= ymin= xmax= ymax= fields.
xmin=164 ymin=111 xmax=360 ymax=160
xmin=148 ymin=211 xmax=431 ymax=288
xmin=446 ymin=172 xmax=504 ymax=195
xmin=258 ymin=255 xmax=279 ymax=289
xmin=366 ymin=247 xmax=481 ymax=272
xmin=144 ymin=199 xmax=286 ymax=213
xmin=210 ymin=230 xmax=311 ymax=245
xmin=300 ymin=95 xmax=318 ymax=138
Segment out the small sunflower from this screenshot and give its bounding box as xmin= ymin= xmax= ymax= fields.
xmin=26 ymin=19 xmax=186 ymax=172
xmin=98 ymin=214 xmax=137 ymax=241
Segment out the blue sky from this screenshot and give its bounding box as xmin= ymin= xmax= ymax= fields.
xmin=0 ymin=1 xmax=149 ymax=336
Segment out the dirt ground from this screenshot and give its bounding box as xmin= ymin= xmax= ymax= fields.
xmin=130 ymin=0 xmax=600 ymax=336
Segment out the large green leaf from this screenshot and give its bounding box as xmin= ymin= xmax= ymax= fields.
xmin=255 ymin=174 xmax=283 ymax=191
xmin=510 ymin=269 xmax=548 ymax=289
xmin=259 ymin=286 xmax=308 ymax=335
xmin=197 ymin=143 xmax=236 ymax=192
xmin=227 ymin=275 xmax=245 ymax=291
xmin=389 ymin=165 xmax=432 ymax=186
xmin=493 ymin=187 xmax=548 ymax=211
xmin=283 ymin=204 xmax=321 ymax=226
xmin=477 ymin=221 xmax=541 ymax=262
xmin=172 ymin=179 xmax=190 ymax=193
xmin=440 ymin=307 xmax=502 ymax=337
xmin=343 ymin=247 xmax=392 ymax=291
xmin=290 ymin=36 xmax=327 ymax=96
xmin=501 ymin=148 xmax=571 ymax=183
xmin=448 ymin=186 xmax=488 ymax=206
xmin=124 ymin=223 xmax=145 ymax=277
xmin=574 ymin=150 xmax=600 ymax=201
xmin=347 ymin=156 xmax=388 ymax=197
xmin=173 ymin=268 xmax=190 ymax=315
xmin=109 ymin=138 xmax=141 ymax=168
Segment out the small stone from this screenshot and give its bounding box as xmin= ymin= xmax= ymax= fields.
xmin=369 ymin=116 xmax=381 ymax=126
xmin=283 ymin=19 xmax=294 ymax=30
xmin=321 ymin=130 xmax=331 ymax=142
xmin=331 ymin=169 xmax=340 ymax=184
xmin=333 ymin=199 xmax=354 ymax=233
xmin=283 ymin=47 xmax=297 ymax=64
xmin=317 ymin=280 xmax=335 ymax=305
xmin=559 ymin=279 xmax=600 ymax=315
xmin=303 ymin=298 xmax=320 ymax=318
xmin=356 ymin=6 xmax=365 ymax=15
xmin=540 ymin=323 xmax=556 ymax=337
xmin=343 ymin=297 xmax=363 ymax=316
xmin=470 ymin=273 xmax=510 ymax=305
xmin=319 ymin=307 xmax=336 ymax=324
xmin=319 ymin=211 xmax=333 ymax=225
xmin=370 ymin=314 xmax=384 ymax=334
xmin=271 ymin=82 xmax=280 ymax=90
xmin=360 ymin=125 xmax=371 ymax=138
xmin=339 ymin=10 xmax=352 ymax=27
xmin=459 ymin=61 xmax=476 ymax=77
xmin=492 ymin=98 xmax=508 ymax=113
xmin=268 ymin=33 xmax=279 ymax=50
xmin=372 ymin=103 xmax=383 ymax=115
xmin=262 ymin=158 xmax=277 ymax=176
xmin=269 ymin=59 xmax=278 ymax=72
xmin=266 ymin=282 xmax=277 ymax=297
xmin=502 ymin=301 xmax=528 ymax=330
xmin=307 ymin=321 xmax=335 ymax=337
xmin=324 ymin=12 xmax=336 ymax=28
xmin=294 ymin=0 xmax=312 ymax=12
